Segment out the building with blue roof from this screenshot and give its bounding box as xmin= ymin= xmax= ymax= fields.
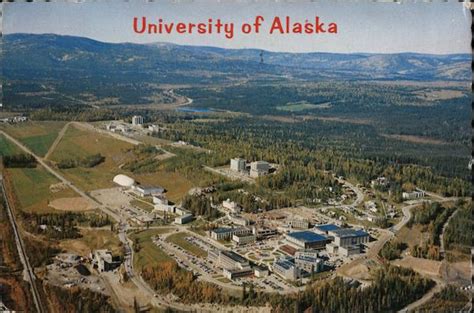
xmin=314 ymin=224 xmax=341 ymax=235
xmin=285 ymin=231 xmax=328 ymax=249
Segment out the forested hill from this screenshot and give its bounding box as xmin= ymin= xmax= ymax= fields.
xmin=3 ymin=33 xmax=471 ymax=83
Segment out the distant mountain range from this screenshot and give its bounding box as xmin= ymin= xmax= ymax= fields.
xmin=3 ymin=33 xmax=471 ymax=83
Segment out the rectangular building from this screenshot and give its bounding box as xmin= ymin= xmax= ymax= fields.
xmin=230 ymin=158 xmax=246 ymax=172
xmin=132 ymin=115 xmax=144 ymax=126
xmin=210 ymin=227 xmax=252 ymax=241
xmin=328 ymin=229 xmax=370 ymax=248
xmin=232 ymin=233 xmax=256 ymax=245
xmin=289 ymin=219 xmax=310 ymax=229
xmin=273 ymin=258 xmax=298 ymax=281
xmin=249 ymin=161 xmax=270 ymax=178
xmin=175 ymin=213 xmax=194 ymax=225
xmin=285 ymin=231 xmax=328 ymax=249
xmin=134 ymin=185 xmax=164 ymax=197
xmin=230 ymin=215 xmax=250 ymax=226
xmin=402 ymin=190 xmax=425 ymax=200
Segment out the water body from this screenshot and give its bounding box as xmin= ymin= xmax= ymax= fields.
xmin=176 ymin=107 xmax=213 ymax=113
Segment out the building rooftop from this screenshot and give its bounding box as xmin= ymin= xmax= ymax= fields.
xmin=287 ymin=231 xmax=327 ymax=243
xmin=274 ymin=258 xmax=295 ymax=270
xmin=212 ymin=227 xmax=233 ymax=234
xmin=221 ymin=250 xmax=248 ymax=264
xmin=314 ymin=224 xmax=340 ymax=232
xmin=330 ymin=228 xmax=369 ymax=238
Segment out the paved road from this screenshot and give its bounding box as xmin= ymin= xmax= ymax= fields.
xmin=0 ymin=176 xmax=46 ymax=313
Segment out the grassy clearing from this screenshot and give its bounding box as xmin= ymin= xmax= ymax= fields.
xmin=0 ymin=135 xmax=21 ymax=156
xmin=276 ymin=101 xmax=331 ymax=112
xmin=49 ymin=124 xmax=133 ymax=191
xmin=60 ymin=228 xmax=123 ymax=257
xmin=6 ymin=167 xmax=77 ymax=213
xmin=0 ymin=121 xmax=66 ymax=156
xmin=166 ymin=232 xmax=207 ymax=258
xmin=129 ymin=228 xmax=173 ymax=271
xmin=134 ymin=171 xmax=194 ymax=203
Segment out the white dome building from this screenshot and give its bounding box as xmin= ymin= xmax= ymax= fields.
xmin=113 ymin=174 xmax=135 ymax=187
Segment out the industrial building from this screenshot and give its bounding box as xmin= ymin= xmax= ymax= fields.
xmin=285 ymin=231 xmax=328 ymax=249
xmin=230 ymin=158 xmax=247 ymax=172
xmin=249 ymin=161 xmax=270 ymax=178
xmin=91 ymin=250 xmax=121 ymax=272
xmin=273 ymin=258 xmax=298 ymax=281
xmin=328 ymin=228 xmax=370 ymax=247
xmin=210 ymin=227 xmax=252 ymax=241
xmin=113 ymin=174 xmax=135 ymax=188
xmin=232 ymin=233 xmax=256 ymax=245
xmin=132 ymin=115 xmax=144 ymax=126
xmin=175 ymin=213 xmax=194 ymax=224
xmin=133 ymin=185 xmax=164 ymax=197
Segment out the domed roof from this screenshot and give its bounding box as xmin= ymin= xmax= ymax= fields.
xmin=113 ymin=174 xmax=135 ymax=187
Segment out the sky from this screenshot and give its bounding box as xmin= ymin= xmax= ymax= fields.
xmin=3 ymin=0 xmax=471 ymax=54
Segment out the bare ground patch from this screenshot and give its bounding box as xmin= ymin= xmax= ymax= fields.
xmin=48 ymin=197 xmax=95 ymax=212
xmin=392 ymin=256 xmax=442 ymax=278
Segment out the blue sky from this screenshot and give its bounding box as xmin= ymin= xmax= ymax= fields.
xmin=3 ymin=1 xmax=471 ymax=54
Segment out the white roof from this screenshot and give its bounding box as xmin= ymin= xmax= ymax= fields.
xmin=113 ymin=174 xmax=135 ymax=187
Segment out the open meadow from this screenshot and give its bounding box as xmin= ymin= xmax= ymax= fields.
xmin=0 ymin=121 xmax=66 ymax=156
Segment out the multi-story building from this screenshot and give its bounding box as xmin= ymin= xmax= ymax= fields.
xmin=273 ymin=258 xmax=298 ymax=281
xmin=328 ymin=228 xmax=370 ymax=248
xmin=249 ymin=161 xmax=270 ymax=178
xmin=91 ymin=250 xmax=121 ymax=272
xmin=230 ymin=158 xmax=246 ymax=172
xmin=132 ymin=115 xmax=144 ymax=126
xmin=210 ymin=227 xmax=252 ymax=241
xmin=232 ymin=233 xmax=256 ymax=245
xmin=295 ymin=254 xmax=324 ymax=274
xmin=313 ymin=224 xmax=341 ymax=236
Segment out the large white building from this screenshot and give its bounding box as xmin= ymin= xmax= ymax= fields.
xmin=230 ymin=215 xmax=250 ymax=226
xmin=113 ymin=174 xmax=135 ymax=187
xmin=132 ymin=115 xmax=144 ymax=126
xmin=91 ymin=250 xmax=121 ymax=272
xmin=230 ymin=158 xmax=246 ymax=172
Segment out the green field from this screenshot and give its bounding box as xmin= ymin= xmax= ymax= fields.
xmin=130 ymin=228 xmax=173 ymax=271
xmin=166 ymin=232 xmax=207 ymax=258
xmin=0 ymin=121 xmax=66 ymax=156
xmin=7 ymin=167 xmax=77 ymax=213
xmin=0 ymin=135 xmax=21 ymax=156
xmin=276 ymin=101 xmax=331 ymax=112
xmin=49 ymin=124 xmax=133 ymax=191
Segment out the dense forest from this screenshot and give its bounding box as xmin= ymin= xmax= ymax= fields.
xmin=444 ymin=202 xmax=472 ymax=258
xmin=143 ymin=263 xmax=433 ymax=312
xmin=417 ymin=285 xmax=469 ymax=312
